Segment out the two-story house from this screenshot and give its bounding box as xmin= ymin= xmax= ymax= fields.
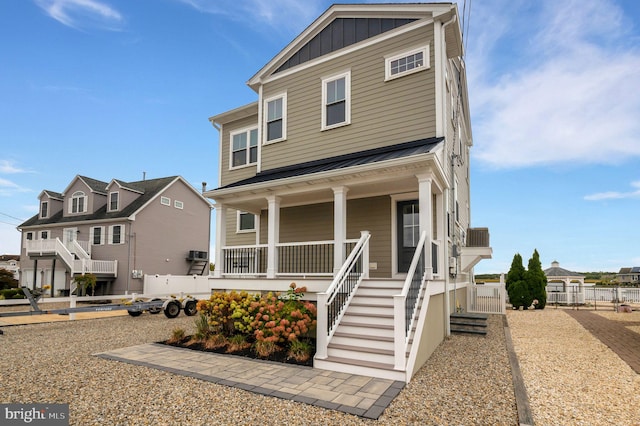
xmin=18 ymin=175 xmax=212 ymax=295
xmin=617 ymin=267 xmax=640 ymax=285
xmin=0 ymin=254 xmax=20 ymax=280
xmin=205 ymin=3 xmax=491 ymax=382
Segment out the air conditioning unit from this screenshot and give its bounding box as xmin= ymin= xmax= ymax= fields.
xmin=188 ymin=250 xmax=208 ymax=260
xmin=131 ymin=270 xmax=143 ymax=279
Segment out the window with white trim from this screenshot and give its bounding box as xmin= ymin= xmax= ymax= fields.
xmin=69 ymin=191 xmax=87 ymax=214
xmin=26 ymin=232 xmax=33 ymax=241
xmin=174 ymin=200 xmax=184 ymax=209
xmin=161 ymin=196 xmax=170 ymax=206
xmin=40 ymin=201 xmax=48 ymax=218
xmin=109 ymin=192 xmax=119 ymax=211
xmin=40 ymin=230 xmax=49 ymax=239
xmin=322 ymin=71 xmax=350 ymax=130
xmin=91 ymin=226 xmax=104 ymax=245
xmin=109 ymin=225 xmax=124 ymax=245
xmin=230 ymin=127 xmax=258 ymax=168
xmin=385 ymin=45 xmax=430 ymax=81
xmin=265 ymin=94 xmax=286 ymax=142
xmin=237 ymin=211 xmax=255 ymax=233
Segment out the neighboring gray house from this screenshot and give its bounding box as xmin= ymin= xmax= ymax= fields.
xmin=205 ymin=3 xmax=491 ymax=382
xmin=18 ymin=175 xmax=212 ymax=295
xmin=617 ymin=267 xmax=640 ymax=285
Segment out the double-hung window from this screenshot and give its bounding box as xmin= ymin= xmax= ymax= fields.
xmin=91 ymin=226 xmax=104 ymax=245
xmin=322 ymin=71 xmax=350 ymax=130
xmin=70 ymin=191 xmax=87 ymax=214
xmin=40 ymin=201 xmax=48 ymax=218
xmin=231 ymin=127 xmax=258 ymax=168
xmin=109 ymin=225 xmax=124 ymax=245
xmin=385 ymin=45 xmax=430 ymax=81
xmin=265 ymin=94 xmax=286 ymax=143
xmin=109 ymin=192 xmax=119 ymax=211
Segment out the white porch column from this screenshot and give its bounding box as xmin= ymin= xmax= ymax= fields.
xmin=266 ymin=195 xmax=281 ymax=279
xmin=333 ymin=186 xmax=349 ymax=274
xmin=416 ymin=174 xmax=433 ymax=280
xmin=213 ymin=203 xmax=226 ymax=278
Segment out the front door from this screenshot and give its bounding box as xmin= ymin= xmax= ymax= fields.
xmin=397 ymin=200 xmax=420 ymax=273
xmin=63 ymin=227 xmax=77 ymax=245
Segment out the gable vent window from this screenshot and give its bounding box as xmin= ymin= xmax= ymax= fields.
xmin=385 ymin=45 xmax=430 ymax=81
xmin=161 ymin=196 xmax=170 ymax=206
xmin=174 ymin=200 xmax=184 ymax=209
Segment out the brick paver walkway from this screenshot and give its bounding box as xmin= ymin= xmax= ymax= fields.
xmin=565 ymin=309 xmax=640 ymax=374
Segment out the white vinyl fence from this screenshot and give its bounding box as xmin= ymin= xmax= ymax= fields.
xmin=468 ymin=282 xmax=506 ymax=314
xmin=547 ymin=287 xmax=640 ymax=305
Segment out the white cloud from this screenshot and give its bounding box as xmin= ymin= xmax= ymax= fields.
xmin=584 ymin=180 xmax=640 ymax=200
xmin=35 ymin=0 xmax=124 ymax=31
xmin=469 ymin=0 xmax=640 ymax=169
xmin=0 ymin=160 xmax=30 ymax=174
xmin=177 ymin=0 xmax=324 ymax=35
xmin=0 ymin=178 xmax=30 ymax=196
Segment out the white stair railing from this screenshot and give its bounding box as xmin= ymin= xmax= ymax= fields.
xmin=315 ymin=231 xmax=370 ymax=359
xmin=393 ymin=231 xmax=429 ymax=370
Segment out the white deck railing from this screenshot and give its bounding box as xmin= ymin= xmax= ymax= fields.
xmin=26 ymin=238 xmax=117 ymax=276
xmin=468 ymin=282 xmax=506 ymax=314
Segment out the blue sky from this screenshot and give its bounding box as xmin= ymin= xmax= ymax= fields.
xmin=1 ymin=0 xmax=639 ymax=274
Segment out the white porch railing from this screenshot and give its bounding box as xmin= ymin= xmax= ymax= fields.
xmin=220 ymin=238 xmax=360 ymax=277
xmin=68 ymin=239 xmax=90 ymax=259
xmin=393 ymin=231 xmax=429 ymax=370
xmin=73 ymin=259 xmax=118 ymax=276
xmin=315 ymin=231 xmax=371 ymax=359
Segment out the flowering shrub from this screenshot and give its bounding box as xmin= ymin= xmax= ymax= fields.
xmin=196 ymin=283 xmax=317 ymax=356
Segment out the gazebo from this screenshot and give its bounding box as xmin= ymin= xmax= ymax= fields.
xmin=544 ymin=261 xmax=587 ymax=304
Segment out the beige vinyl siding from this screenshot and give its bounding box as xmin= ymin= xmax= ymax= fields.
xmin=346 ymin=196 xmax=391 ymax=278
xmin=253 ymin=196 xmax=392 ymax=277
xmin=225 ymin=208 xmax=257 ymax=246
xmin=261 ymin=24 xmax=436 ymax=170
xmin=219 ymin=115 xmax=259 ymax=187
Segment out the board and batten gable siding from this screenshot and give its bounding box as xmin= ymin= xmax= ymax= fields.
xmin=219 ymin=114 xmax=260 ymax=188
xmin=259 ymin=24 xmax=436 ymax=171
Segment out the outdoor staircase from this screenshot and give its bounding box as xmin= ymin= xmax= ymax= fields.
xmin=450 ymin=312 xmax=488 ymax=335
xmin=314 ymin=279 xmax=416 ymax=381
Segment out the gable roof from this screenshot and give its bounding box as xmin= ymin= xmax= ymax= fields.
xmin=248 ymin=3 xmax=458 ymax=91
xmin=39 ymin=190 xmax=63 ymax=201
xmin=215 ymin=137 xmax=443 ymax=191
xmin=618 ymin=267 xmax=640 ymax=274
xmin=19 ymin=176 xmax=182 ymax=228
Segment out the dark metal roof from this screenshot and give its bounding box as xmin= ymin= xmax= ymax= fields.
xmin=217 ymin=137 xmax=443 ymax=190
xmin=20 ymin=176 xmax=178 ymax=228
xmin=544 ymin=265 xmax=584 ymax=278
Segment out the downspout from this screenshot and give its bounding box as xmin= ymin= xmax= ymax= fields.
xmin=440 ymin=11 xmax=457 ymax=336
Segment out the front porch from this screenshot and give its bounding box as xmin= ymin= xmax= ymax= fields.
xmin=25 ymin=238 xmax=118 ymax=277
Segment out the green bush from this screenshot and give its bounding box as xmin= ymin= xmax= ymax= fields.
xmin=0 ymin=288 xmax=24 ymax=299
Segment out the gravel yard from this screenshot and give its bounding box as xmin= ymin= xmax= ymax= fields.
xmin=1 ymin=306 xmax=638 ymax=425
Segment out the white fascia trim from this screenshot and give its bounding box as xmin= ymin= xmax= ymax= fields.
xmin=256 ymin=18 xmax=435 ymax=88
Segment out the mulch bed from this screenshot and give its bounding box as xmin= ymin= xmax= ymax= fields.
xmin=161 ymin=337 xmax=315 ymax=367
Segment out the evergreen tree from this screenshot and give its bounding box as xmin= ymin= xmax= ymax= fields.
xmin=506 ymin=254 xmax=528 ymax=308
xmin=526 ymin=249 xmax=547 ymax=309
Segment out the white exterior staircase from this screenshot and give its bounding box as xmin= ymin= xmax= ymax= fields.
xmin=315 ymin=279 xmax=418 ymax=381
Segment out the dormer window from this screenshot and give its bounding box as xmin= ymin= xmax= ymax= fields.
xmin=70 ymin=191 xmax=87 ymax=214
xmin=109 ymin=192 xmax=119 ymax=211
xmin=40 ymin=201 xmax=48 ymax=218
